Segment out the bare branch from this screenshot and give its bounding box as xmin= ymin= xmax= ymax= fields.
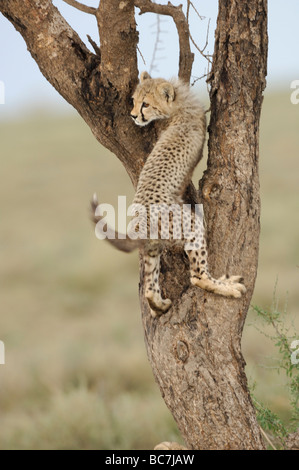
xmin=134 ymin=0 xmax=194 ymax=82
xmin=189 ymin=18 xmax=212 ymax=64
xmin=63 ymin=0 xmax=97 ymax=15
xmin=187 ymin=0 xmax=205 ymax=21
xmin=189 ymin=34 xmax=211 ymax=63
xmin=191 ymin=71 xmax=209 ymax=86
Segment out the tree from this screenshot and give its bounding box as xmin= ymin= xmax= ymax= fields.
xmin=0 ymin=0 xmax=268 ymax=449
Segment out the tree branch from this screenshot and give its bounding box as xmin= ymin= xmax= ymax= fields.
xmin=63 ymin=0 xmax=97 ymax=15
xmin=96 ymin=0 xmax=139 ymax=91
xmin=134 ymin=0 xmax=194 ymax=82
xmin=0 ymin=0 xmax=95 ymax=110
xmin=0 ymin=0 xmax=143 ymax=183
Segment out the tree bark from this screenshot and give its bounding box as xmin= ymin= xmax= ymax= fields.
xmin=1 ymin=0 xmax=268 ymax=449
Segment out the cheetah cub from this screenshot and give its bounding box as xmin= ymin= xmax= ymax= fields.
xmin=92 ymin=72 xmax=246 ymax=317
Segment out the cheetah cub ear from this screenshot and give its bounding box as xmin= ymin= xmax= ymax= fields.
xmin=157 ymin=82 xmax=175 ymax=103
xmin=140 ymin=71 xmax=151 ymax=82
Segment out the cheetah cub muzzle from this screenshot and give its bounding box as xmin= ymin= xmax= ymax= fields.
xmin=92 ymin=72 xmax=246 ymax=317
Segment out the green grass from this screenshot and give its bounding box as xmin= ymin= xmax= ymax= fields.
xmin=0 ymin=91 xmax=298 ymax=449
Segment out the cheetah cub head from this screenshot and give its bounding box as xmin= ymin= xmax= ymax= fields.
xmin=130 ymin=71 xmax=176 ymax=127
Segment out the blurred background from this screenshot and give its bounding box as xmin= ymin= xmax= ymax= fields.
xmin=0 ymin=0 xmax=298 ymax=449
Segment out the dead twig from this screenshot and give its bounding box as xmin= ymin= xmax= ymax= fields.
xmin=187 ymin=0 xmax=205 ymax=21
xmin=137 ymin=45 xmax=147 ymax=67
xmin=189 ymin=18 xmax=212 ymax=64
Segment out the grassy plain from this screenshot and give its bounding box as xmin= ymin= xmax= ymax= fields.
xmin=0 ymin=91 xmax=298 ymax=449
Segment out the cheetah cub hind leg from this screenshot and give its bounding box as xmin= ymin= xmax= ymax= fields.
xmin=191 ymin=272 xmax=247 ymax=298
xmin=144 ymin=253 xmax=172 ymax=318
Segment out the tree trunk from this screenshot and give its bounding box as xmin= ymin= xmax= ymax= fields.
xmin=1 ymin=0 xmax=268 ymax=450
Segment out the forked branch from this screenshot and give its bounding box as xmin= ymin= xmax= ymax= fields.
xmin=63 ymin=0 xmax=194 ymax=82
xmin=134 ymin=0 xmax=194 ymax=83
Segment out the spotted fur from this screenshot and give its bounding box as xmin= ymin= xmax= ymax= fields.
xmin=93 ymin=72 xmax=246 ymax=317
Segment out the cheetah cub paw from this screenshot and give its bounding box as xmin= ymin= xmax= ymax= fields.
xmin=191 ymin=274 xmax=246 ymax=299
xmin=146 ymin=293 xmax=172 ymax=318
xmin=216 ymin=275 xmax=247 ymax=298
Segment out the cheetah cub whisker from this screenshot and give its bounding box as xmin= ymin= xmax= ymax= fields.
xmin=92 ymin=72 xmax=246 ymax=317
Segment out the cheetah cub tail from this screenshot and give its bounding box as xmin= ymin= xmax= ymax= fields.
xmin=91 ymin=193 xmax=144 ymax=253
